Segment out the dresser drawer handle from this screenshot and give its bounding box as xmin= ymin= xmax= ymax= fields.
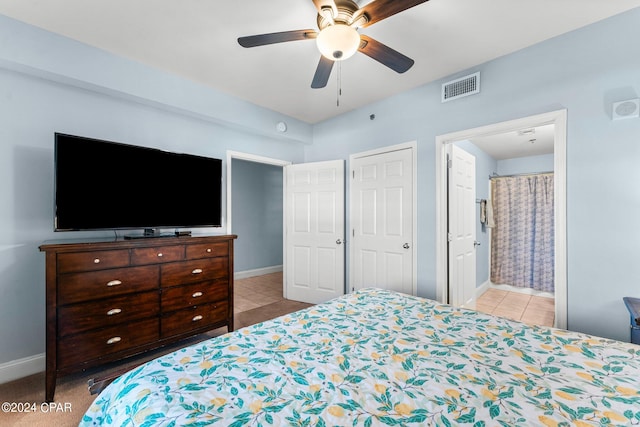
xmin=93 ymin=258 xmax=101 ymax=264
xmin=192 ymin=291 xmax=203 ymax=298
xmin=206 ymin=248 xmax=212 ymax=253
xmin=106 ymin=337 xmax=121 ymax=345
xmin=106 ymin=280 xmax=122 ymax=287
xmin=192 ymin=315 xmax=203 ymax=322
xmin=107 ymin=308 xmax=122 ymax=316
xmin=157 ymin=253 xmax=163 ymax=257
xmin=192 ymin=268 xmax=203 ymax=274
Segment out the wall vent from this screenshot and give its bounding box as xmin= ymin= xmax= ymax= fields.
xmin=441 ymin=72 xmax=480 ymax=102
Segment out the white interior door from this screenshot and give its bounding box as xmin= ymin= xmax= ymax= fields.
xmin=285 ymin=160 xmax=345 ymax=304
xmin=448 ymin=144 xmax=477 ymax=308
xmin=351 ymin=145 xmax=415 ymax=295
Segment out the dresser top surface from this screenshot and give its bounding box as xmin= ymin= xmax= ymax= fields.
xmin=40 ymin=234 xmax=237 ymax=252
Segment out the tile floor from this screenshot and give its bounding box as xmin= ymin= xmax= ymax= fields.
xmin=235 ymin=274 xmax=556 ymax=328
xmin=476 ymin=288 xmax=555 ymax=327
xmin=234 ymin=271 xmax=285 ymax=313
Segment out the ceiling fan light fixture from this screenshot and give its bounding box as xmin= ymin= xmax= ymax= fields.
xmin=316 ymin=24 xmax=360 ymax=61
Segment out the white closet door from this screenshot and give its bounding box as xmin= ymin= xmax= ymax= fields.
xmin=284 ymin=160 xmax=345 ymax=303
xmin=351 ymin=146 xmax=414 ymax=295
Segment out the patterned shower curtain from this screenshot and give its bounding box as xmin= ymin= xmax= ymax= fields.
xmin=490 ymin=173 xmax=554 ymax=292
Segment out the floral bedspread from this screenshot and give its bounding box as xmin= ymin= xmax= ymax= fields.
xmin=81 ymin=288 xmax=640 ymax=426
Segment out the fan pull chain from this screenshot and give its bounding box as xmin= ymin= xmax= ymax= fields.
xmin=336 ymin=61 xmax=342 ymax=107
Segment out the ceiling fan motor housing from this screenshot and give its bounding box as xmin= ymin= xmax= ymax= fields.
xmin=317 ymin=0 xmax=368 ymax=29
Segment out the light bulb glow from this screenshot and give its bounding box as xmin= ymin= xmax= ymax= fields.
xmin=316 ymin=24 xmax=360 ymax=61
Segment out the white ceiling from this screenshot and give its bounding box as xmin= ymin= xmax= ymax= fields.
xmin=1 ymin=0 xmax=639 ymax=124
xmin=469 ymin=124 xmax=555 ymax=160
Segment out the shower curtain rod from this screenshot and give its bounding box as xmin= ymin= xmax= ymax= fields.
xmin=489 ymin=171 xmax=553 ymax=179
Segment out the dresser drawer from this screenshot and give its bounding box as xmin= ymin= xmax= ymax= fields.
xmin=58 ymin=250 xmax=130 ymax=273
xmin=58 ymin=265 xmax=159 ymax=305
xmin=186 ymin=242 xmax=229 ymax=259
xmin=58 ymin=318 xmax=159 ymax=368
xmin=160 ymin=258 xmax=228 ymax=286
xmin=131 ymin=245 xmax=184 ymax=265
xmin=161 ymin=301 xmax=228 ymax=338
xmin=161 ymin=280 xmax=228 ymax=313
xmin=58 ymin=291 xmax=160 ymax=337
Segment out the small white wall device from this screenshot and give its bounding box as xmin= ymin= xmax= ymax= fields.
xmin=612 ymin=98 xmax=639 ymax=120
xmin=276 ymin=121 xmax=288 ymax=132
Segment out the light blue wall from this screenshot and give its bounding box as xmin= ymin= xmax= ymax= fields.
xmin=0 ymin=16 xmax=313 ymax=146
xmin=232 ymin=160 xmax=283 ymax=272
xmin=0 ymin=16 xmax=306 ymax=366
xmin=307 ymin=8 xmax=640 ymax=341
xmin=497 ymin=154 xmax=554 ymax=176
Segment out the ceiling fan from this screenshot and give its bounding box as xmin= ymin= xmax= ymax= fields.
xmin=238 ymin=0 xmax=429 ymax=89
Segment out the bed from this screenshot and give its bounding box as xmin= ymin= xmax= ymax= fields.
xmin=80 ymin=288 xmax=640 ymax=426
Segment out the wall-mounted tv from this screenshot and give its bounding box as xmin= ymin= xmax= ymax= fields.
xmin=54 ymin=133 xmax=222 ymax=234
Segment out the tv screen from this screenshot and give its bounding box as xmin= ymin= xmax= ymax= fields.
xmin=54 ymin=133 xmax=222 ymax=232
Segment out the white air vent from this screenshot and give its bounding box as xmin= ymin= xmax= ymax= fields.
xmin=441 ymin=72 xmax=480 ymax=102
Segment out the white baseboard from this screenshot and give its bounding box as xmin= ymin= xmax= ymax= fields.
xmin=234 ymin=265 xmax=283 ymax=280
xmin=479 ymin=281 xmax=555 ymax=299
xmin=0 ymin=353 xmax=45 ymax=385
xmin=476 ymin=280 xmax=491 ymax=297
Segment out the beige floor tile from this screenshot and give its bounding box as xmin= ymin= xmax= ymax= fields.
xmin=475 ymin=302 xmax=496 ymax=313
xmin=493 ymin=312 xmax=522 ymax=322
xmin=234 ymin=272 xmax=284 ymax=314
xmin=521 ymin=311 xmax=555 ymax=327
xmin=528 ymin=296 xmax=554 ymax=309
xmin=493 ymin=306 xmax=524 ymax=317
xmin=235 ymin=299 xmax=262 ymax=313
xmin=527 ymin=306 xmax=555 ymax=316
xmin=483 ymin=289 xmax=509 ymax=298
xmin=475 ymin=289 xmax=555 ymax=328
xmin=475 ymin=295 xmax=498 ymax=304
xmin=502 ymin=293 xmax=531 ymax=302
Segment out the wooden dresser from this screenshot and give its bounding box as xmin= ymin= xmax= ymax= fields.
xmin=39 ymin=234 xmax=236 ymax=402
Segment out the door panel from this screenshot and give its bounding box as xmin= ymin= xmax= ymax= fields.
xmin=285 ymin=160 xmax=345 ymax=303
xmin=351 ymin=147 xmax=414 ymax=294
xmin=385 ymin=187 xmax=403 ymax=236
xmin=293 ymin=193 xmax=310 ymax=232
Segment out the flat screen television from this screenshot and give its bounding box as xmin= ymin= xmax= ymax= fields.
xmin=54 ymin=133 xmax=223 ymax=234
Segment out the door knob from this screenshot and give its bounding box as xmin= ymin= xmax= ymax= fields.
xmin=474 ymin=240 xmax=481 ymax=247
xmin=336 ymin=239 xmax=343 ymax=245
xmin=403 ymin=243 xmax=410 ymax=249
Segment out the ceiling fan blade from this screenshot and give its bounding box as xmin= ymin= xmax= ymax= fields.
xmin=358 ymin=35 xmax=414 ymax=73
xmin=356 ymin=0 xmax=429 ymax=28
xmin=238 ymin=30 xmax=317 ymax=48
xmin=311 ymin=56 xmax=334 ymax=88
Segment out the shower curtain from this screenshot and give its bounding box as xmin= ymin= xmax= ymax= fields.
xmin=490 ymin=173 xmax=554 ymax=292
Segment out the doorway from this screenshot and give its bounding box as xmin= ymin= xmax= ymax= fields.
xmin=435 ymin=110 xmax=567 ymax=329
xmin=226 ymin=151 xmax=290 ymax=300
xmin=227 ymin=151 xmax=346 ymax=305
